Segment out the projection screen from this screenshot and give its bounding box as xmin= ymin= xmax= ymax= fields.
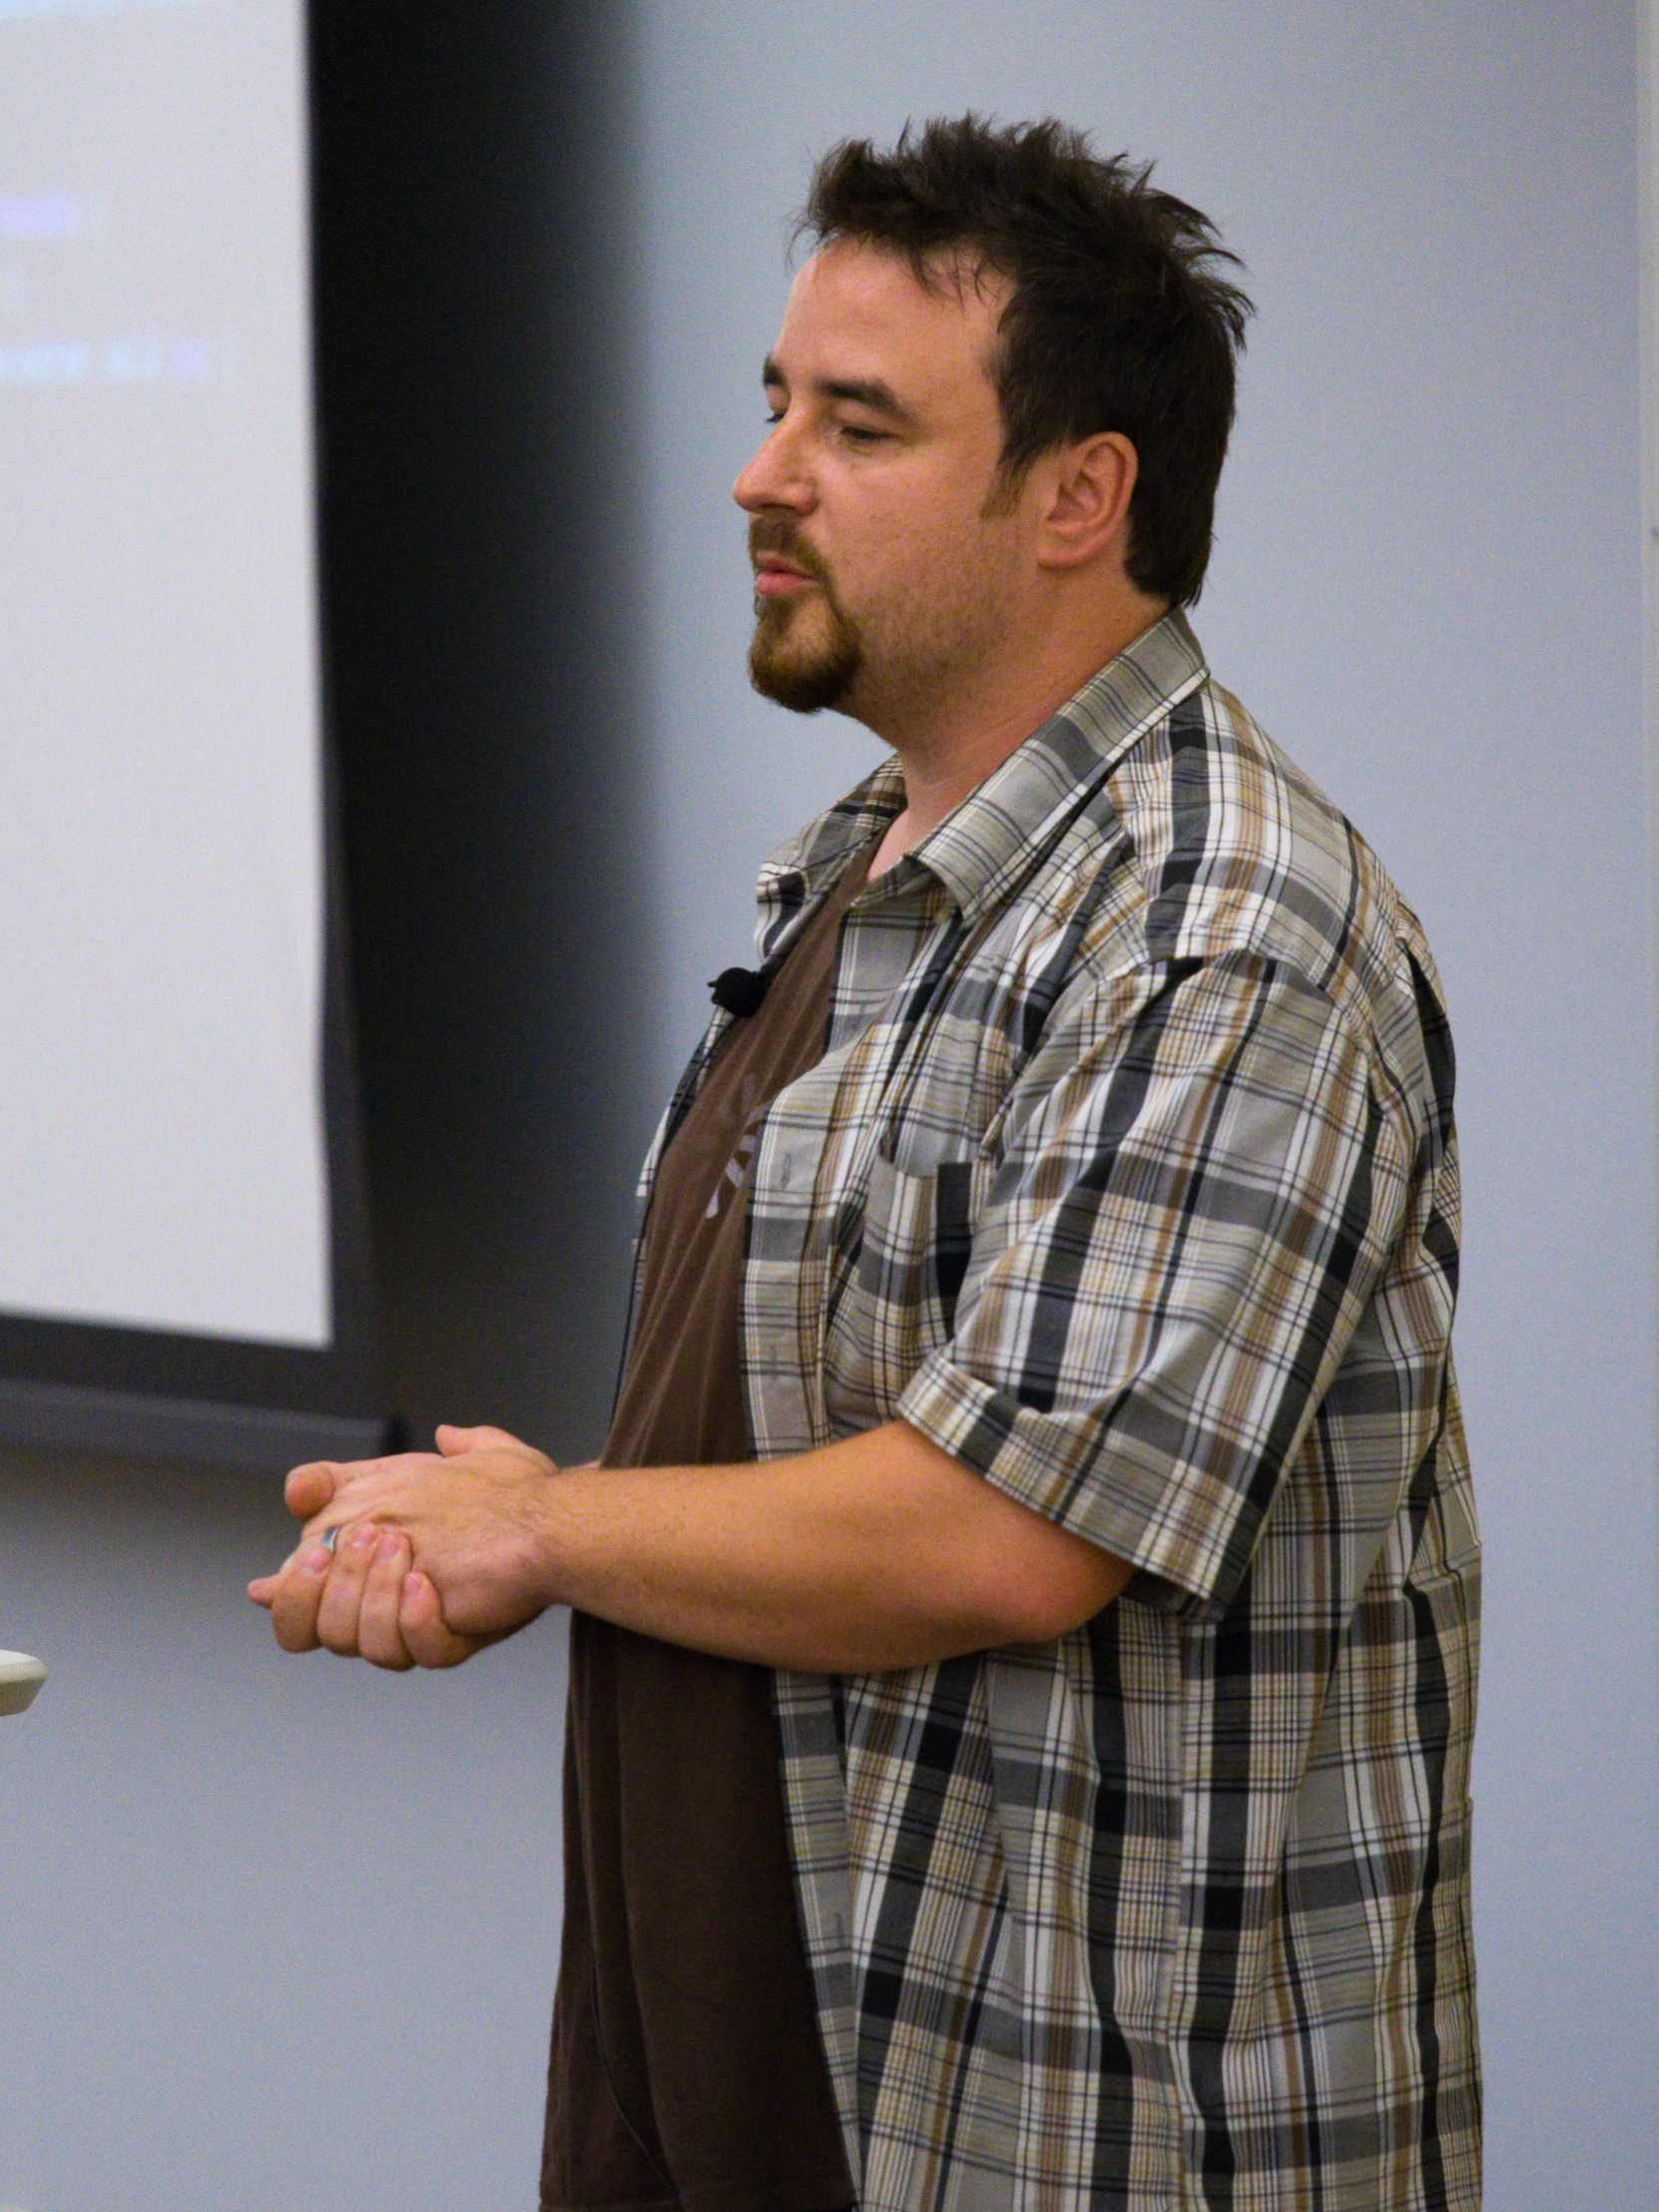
xmin=0 ymin=0 xmax=391 ymax=1467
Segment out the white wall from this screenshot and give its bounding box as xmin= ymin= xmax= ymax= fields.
xmin=1 ymin=7 xmax=1653 ymax=2208
xmin=631 ymin=3 xmax=1658 ymax=2205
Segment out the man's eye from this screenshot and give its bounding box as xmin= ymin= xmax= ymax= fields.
xmin=765 ymin=408 xmax=785 ymax=425
xmin=838 ymin=424 xmax=885 ymax=446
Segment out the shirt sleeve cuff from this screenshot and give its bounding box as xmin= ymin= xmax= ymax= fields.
xmin=895 ymin=1350 xmax=1250 ymax=1614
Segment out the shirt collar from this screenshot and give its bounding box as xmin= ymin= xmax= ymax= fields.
xmin=903 ymin=605 xmax=1209 ymax=923
xmin=756 ymin=605 xmax=1208 ymax=935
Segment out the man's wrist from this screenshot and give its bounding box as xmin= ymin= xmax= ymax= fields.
xmin=523 ymin=1450 xmax=583 ymax=1614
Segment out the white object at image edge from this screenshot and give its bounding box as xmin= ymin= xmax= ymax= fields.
xmin=0 ymin=1651 xmax=46 ymax=1717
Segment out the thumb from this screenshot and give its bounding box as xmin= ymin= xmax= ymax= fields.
xmin=283 ymin=1461 xmax=338 ymax=1519
xmin=434 ymin=1422 xmax=521 ymax=1456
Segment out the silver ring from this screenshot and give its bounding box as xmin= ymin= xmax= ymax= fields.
xmin=318 ymin=1525 xmax=340 ymax=1556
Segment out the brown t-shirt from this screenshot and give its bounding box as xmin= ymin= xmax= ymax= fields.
xmin=540 ymin=853 xmax=868 ymax=2212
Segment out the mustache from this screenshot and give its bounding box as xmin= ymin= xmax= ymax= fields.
xmin=748 ymin=515 xmax=832 ymax=585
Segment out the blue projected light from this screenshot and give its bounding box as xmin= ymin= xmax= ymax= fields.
xmin=0 ymin=192 xmax=80 ymax=238
xmin=0 ymin=339 xmax=89 ymax=382
xmin=0 ymin=0 xmax=199 ymax=18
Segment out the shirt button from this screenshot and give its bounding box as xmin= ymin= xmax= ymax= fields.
xmin=778 ymin=1154 xmax=794 ymax=1190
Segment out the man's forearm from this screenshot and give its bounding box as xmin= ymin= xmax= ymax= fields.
xmin=527 ymin=1420 xmax=1130 ymax=1671
xmin=253 ymin=1418 xmax=1132 ymax=1672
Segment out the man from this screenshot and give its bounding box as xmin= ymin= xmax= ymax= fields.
xmin=253 ymin=118 xmax=1479 ymax=2212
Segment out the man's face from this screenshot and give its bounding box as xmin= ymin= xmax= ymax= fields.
xmin=734 ymin=240 xmax=1022 ymax=727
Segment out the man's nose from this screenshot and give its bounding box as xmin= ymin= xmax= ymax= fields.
xmin=733 ymin=421 xmax=814 ymax=515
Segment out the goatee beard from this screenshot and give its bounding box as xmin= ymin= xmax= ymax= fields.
xmin=748 ymin=601 xmax=862 ymax=714
xmin=746 ymin=518 xmax=863 ymax=715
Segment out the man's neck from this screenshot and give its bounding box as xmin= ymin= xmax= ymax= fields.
xmin=865 ymin=595 xmax=1170 ymax=879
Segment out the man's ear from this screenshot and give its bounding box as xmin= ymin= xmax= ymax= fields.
xmin=1034 ymin=431 xmax=1139 ymax=571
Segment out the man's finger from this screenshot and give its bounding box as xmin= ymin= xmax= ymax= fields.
xmin=398 ymin=1569 xmax=481 ymax=1668
xmin=357 ymin=1530 xmax=415 ymax=1670
xmin=250 ymin=1530 xmax=318 ymax=1609
xmin=314 ymin=1519 xmax=380 ymax=1655
xmin=268 ymin=1543 xmax=333 ymax=1652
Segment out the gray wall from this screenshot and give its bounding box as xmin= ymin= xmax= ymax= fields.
xmin=0 ymin=1445 xmax=566 ymax=2208
xmin=2 ymin=4 xmax=1655 ymax=2208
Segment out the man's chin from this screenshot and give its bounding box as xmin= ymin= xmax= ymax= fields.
xmin=748 ymin=630 xmax=859 ymax=717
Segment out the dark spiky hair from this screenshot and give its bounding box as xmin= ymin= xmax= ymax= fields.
xmin=800 ymin=116 xmax=1251 ymax=605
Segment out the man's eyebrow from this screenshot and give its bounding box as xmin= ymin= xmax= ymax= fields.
xmin=762 ymin=356 xmax=918 ymax=427
xmin=818 ymin=375 xmax=917 ymax=423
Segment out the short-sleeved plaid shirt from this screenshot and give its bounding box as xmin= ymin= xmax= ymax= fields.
xmin=639 ymin=610 xmax=1478 ymax=2210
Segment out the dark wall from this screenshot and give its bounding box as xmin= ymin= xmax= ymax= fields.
xmin=310 ymin=3 xmax=653 ymax=1456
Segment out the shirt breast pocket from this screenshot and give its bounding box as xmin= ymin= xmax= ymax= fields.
xmin=822 ymin=1150 xmax=974 ymax=1430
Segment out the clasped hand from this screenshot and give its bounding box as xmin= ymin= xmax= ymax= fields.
xmin=247 ymin=1423 xmax=561 ymax=1671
